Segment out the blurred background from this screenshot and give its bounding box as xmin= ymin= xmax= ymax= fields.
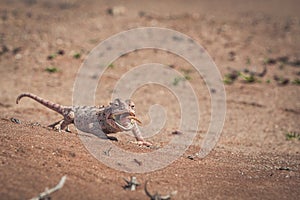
xmin=0 ymin=0 xmax=299 ymax=199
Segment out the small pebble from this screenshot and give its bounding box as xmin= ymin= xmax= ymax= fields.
xmin=57 ymin=49 xmax=65 ymax=55
xmin=107 ymin=6 xmax=126 ymax=16
xmin=172 ymin=130 xmax=183 ymax=135
xmin=15 ymin=53 xmax=22 ymax=60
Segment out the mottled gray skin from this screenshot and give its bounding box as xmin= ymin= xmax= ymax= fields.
xmin=16 ymin=93 xmax=151 ymax=146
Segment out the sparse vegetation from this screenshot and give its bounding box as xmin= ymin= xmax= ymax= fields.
xmin=184 ymin=74 xmax=191 ymax=81
xmin=45 ymin=66 xmax=59 ymax=73
xmin=172 ymin=74 xmax=191 ymax=86
xmin=223 ymin=69 xmax=239 ymax=84
xmin=47 ymin=50 xmax=64 ymax=60
xmin=223 ymin=74 xmax=235 ymax=84
xmin=292 ymin=78 xmax=300 ymax=85
xmin=172 ymin=68 xmax=193 ymax=85
xmin=239 ymin=72 xmax=256 ymax=83
xmin=47 ymin=53 xmax=57 ymax=60
xmin=273 ymin=75 xmax=289 ymax=85
xmin=1 ymin=2 xmax=300 ymax=199
xmin=180 ymin=69 xmax=192 ymax=80
xmin=264 ymin=57 xmax=276 ymax=65
xmin=73 ymin=52 xmax=81 ymax=59
xmin=108 ymin=63 xmax=114 ymax=69
xmin=172 ymin=77 xmax=182 ymax=86
xmin=285 ymin=132 xmax=300 ymax=141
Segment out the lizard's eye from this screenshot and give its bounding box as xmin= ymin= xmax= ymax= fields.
xmin=131 ymin=105 xmax=135 ymax=109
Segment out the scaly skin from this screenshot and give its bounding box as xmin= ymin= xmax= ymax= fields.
xmin=16 ymin=93 xmax=151 ymax=146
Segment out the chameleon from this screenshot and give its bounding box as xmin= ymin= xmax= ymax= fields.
xmin=16 ymin=93 xmax=152 ymax=146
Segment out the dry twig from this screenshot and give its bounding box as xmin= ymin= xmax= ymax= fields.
xmin=123 ymin=176 xmax=140 ymax=191
xmin=144 ymin=181 xmax=177 ymax=200
xmin=30 ymin=175 xmax=67 ymax=200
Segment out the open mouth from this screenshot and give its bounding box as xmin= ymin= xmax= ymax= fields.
xmin=111 ymin=113 xmax=142 ymax=131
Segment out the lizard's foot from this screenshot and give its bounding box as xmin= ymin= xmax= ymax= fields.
xmin=48 ymin=122 xmax=62 ymax=132
xmin=53 ymin=125 xmax=62 ymax=132
xmin=132 ymin=140 xmax=152 ymax=147
xmin=50 ymin=123 xmax=64 ymax=132
xmin=65 ymin=126 xmax=71 ymax=133
xmin=49 ymin=120 xmax=72 ymax=133
xmin=54 ymin=126 xmax=73 ymax=133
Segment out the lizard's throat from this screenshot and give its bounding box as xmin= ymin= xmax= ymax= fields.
xmin=111 ymin=113 xmax=141 ymax=131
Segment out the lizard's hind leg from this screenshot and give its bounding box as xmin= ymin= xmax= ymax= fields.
xmin=49 ymin=109 xmax=75 ymax=132
xmin=48 ymin=119 xmax=72 ymax=132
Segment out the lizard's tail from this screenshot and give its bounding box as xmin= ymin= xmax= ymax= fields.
xmin=16 ymin=93 xmax=66 ymax=115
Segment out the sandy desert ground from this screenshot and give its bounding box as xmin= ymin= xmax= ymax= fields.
xmin=0 ymin=0 xmax=299 ymax=199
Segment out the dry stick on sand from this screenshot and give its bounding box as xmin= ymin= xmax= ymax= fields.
xmin=30 ymin=175 xmax=67 ymax=200
xmin=123 ymin=176 xmax=140 ymax=191
xmin=144 ymin=181 xmax=177 ymax=200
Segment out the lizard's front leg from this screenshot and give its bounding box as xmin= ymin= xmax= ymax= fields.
xmin=131 ymin=122 xmax=152 ymax=146
xmin=60 ymin=110 xmax=75 ymax=131
xmin=48 ymin=120 xmax=64 ymax=132
xmin=48 ymin=119 xmax=72 ymax=132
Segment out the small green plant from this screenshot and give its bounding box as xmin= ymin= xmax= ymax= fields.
xmin=180 ymin=69 xmax=192 ymax=80
xmin=172 ymin=75 xmax=191 ymax=86
xmin=73 ymin=52 xmax=81 ymax=59
xmin=266 ymin=79 xmax=271 ymax=84
xmin=292 ymin=78 xmax=300 ymax=85
xmin=172 ymin=68 xmax=193 ymax=86
xmin=223 ymin=74 xmax=234 ymax=84
xmin=239 ymin=72 xmax=256 ymax=83
xmin=172 ymin=77 xmax=181 ymax=86
xmin=47 ymin=53 xmax=57 ymax=60
xmin=184 ymin=74 xmax=191 ymax=81
xmin=223 ymin=70 xmax=239 ymax=85
xmin=45 ymin=66 xmax=58 ymax=73
xmin=264 ymin=57 xmax=276 ymax=65
xmin=108 ymin=63 xmax=114 ymax=69
xmin=285 ymin=132 xmax=300 ymax=140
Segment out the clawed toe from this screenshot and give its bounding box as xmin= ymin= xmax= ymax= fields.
xmin=65 ymin=126 xmax=71 ymax=133
xmin=48 ymin=120 xmax=72 ymax=133
xmin=131 ymin=140 xmax=152 ymax=147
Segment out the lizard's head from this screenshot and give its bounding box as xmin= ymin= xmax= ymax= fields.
xmin=106 ymin=98 xmax=141 ymax=131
